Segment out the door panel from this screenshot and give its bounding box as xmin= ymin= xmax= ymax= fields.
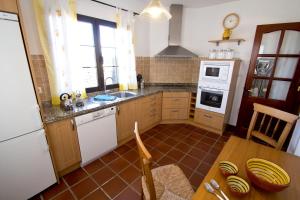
xmin=237 ymin=22 xmax=300 ymax=136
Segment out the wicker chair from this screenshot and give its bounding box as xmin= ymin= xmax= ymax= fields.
xmin=133 ymin=122 xmax=194 ymax=200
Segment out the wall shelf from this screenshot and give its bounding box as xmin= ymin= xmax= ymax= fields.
xmin=208 ymin=39 xmax=245 ymax=46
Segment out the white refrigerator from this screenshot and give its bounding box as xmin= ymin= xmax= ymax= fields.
xmin=0 ymin=12 xmax=56 ymax=199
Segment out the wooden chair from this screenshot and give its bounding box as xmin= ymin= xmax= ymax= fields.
xmin=247 ymin=103 xmax=298 ymax=150
xmin=133 ymin=122 xmax=194 ymax=200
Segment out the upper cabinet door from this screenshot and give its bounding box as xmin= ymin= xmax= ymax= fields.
xmin=0 ymin=0 xmax=18 ymax=13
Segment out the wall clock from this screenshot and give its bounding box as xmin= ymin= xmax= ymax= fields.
xmin=222 ymin=13 xmax=240 ymax=40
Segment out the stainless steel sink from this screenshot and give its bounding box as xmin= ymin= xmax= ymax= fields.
xmin=109 ymin=91 xmax=137 ymax=98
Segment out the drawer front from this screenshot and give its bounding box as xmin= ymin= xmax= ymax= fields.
xmin=163 ymin=97 xmax=189 ymax=108
xmin=194 ymin=109 xmax=224 ymax=130
xmin=162 ymin=108 xmax=188 ymax=120
xmin=163 ymin=92 xmax=190 ymax=98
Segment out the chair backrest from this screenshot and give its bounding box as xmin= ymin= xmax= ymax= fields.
xmin=133 ymin=122 xmax=156 ymax=200
xmin=247 ymin=103 xmax=298 ymax=150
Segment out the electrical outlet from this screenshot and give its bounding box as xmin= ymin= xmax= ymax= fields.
xmin=37 ymin=87 xmax=43 ymax=94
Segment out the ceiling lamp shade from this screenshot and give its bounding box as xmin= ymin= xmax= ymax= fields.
xmin=141 ymin=0 xmax=172 ymax=20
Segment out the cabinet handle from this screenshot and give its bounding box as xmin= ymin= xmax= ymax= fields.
xmin=171 ymin=110 xmax=179 ymax=113
xmin=70 ymin=119 xmax=75 ymax=130
xmin=117 ymin=106 xmax=120 ymax=115
xmin=173 ymin=99 xmax=180 ymax=101
xmin=204 ymin=114 xmax=212 ymax=118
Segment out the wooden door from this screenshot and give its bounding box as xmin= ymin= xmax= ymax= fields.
xmin=116 ymin=100 xmax=136 ymax=144
xmin=237 ymin=22 xmax=300 ymax=136
xmin=46 ymin=119 xmax=81 ymax=175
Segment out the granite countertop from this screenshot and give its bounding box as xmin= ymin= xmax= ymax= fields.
xmin=42 ymin=84 xmax=197 ymax=124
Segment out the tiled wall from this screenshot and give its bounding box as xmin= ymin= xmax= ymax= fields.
xmin=31 ymin=55 xmax=51 ymax=103
xmin=31 ymin=55 xmax=200 ymax=103
xmin=136 ymin=57 xmax=200 ymax=84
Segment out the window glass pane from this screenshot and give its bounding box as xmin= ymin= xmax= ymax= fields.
xmin=269 ymin=81 xmax=291 ymax=100
xmin=99 ymin=25 xmax=116 ymax=47
xmin=82 ymin=67 xmax=98 ymax=88
xmin=79 ymin=46 xmax=97 ymax=67
xmin=259 ymin=31 xmax=281 ymax=54
xmin=250 ymin=79 xmax=269 ymax=98
xmin=102 ymin=47 xmax=117 ymax=66
xmin=104 ymin=66 xmax=118 ymax=85
xmin=280 ymin=30 xmax=300 ymax=54
xmin=274 ymin=57 xmax=298 ymax=78
xmin=78 ymin=21 xmax=94 ymax=46
xmin=254 ymin=57 xmax=275 ymax=77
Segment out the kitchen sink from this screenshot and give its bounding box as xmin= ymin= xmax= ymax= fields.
xmin=109 ymin=91 xmax=137 ymax=98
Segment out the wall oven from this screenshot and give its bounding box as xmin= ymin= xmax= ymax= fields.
xmin=196 ymin=87 xmax=228 ymax=114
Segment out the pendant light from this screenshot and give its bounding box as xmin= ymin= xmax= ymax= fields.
xmin=141 ymin=0 xmax=172 ymax=20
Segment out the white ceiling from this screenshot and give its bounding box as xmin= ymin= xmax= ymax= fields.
xmin=142 ymin=0 xmax=239 ymax=8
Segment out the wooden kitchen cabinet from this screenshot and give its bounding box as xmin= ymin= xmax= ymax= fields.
xmin=162 ymin=92 xmax=190 ymax=121
xmin=136 ymin=93 xmax=162 ymax=132
xmin=0 ymin=0 xmax=18 ymax=13
xmin=46 ymin=118 xmax=81 ymax=176
xmin=194 ymin=108 xmax=225 ymax=135
xmin=116 ymin=100 xmax=136 ymax=144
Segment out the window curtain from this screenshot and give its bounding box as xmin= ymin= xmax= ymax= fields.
xmin=115 ymin=9 xmax=138 ymax=91
xmin=33 ymin=0 xmax=86 ymax=105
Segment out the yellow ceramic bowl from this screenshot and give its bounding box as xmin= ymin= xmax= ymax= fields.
xmin=219 ymin=161 xmax=239 ymax=177
xmin=246 ymin=158 xmax=290 ymax=192
xmin=226 ymin=175 xmax=250 ymax=197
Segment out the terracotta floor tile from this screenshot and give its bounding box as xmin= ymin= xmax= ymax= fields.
xmin=153 ymin=133 xmax=169 ymax=141
xmin=102 ymin=176 xmax=127 ymax=199
xmin=155 ymin=142 xmax=172 ymax=154
xmin=71 ymin=178 xmax=97 ymax=199
xmin=188 ymin=147 xmax=206 ymax=161
xmin=181 ymin=137 xmax=199 ymax=146
xmin=194 ymin=142 xmax=211 ymax=152
xmin=177 ymin=163 xmax=194 ymax=179
xmin=180 ymin=155 xmax=200 ymax=170
xmin=114 ymin=187 xmax=140 ymax=200
xmin=143 ymin=137 xmax=161 ymax=147
xmin=114 ymin=145 xmax=131 ymax=155
xmin=119 ymin=165 xmax=140 ymax=184
xmin=193 ymin=128 xmax=208 ymax=135
xmin=174 ymin=142 xmax=191 ymax=153
xmin=122 ymin=149 xmax=139 ymax=163
xmin=92 ymin=166 xmax=115 ymax=186
xmin=125 ymin=139 xmax=137 ymax=148
xmin=84 ymin=159 xmax=105 ymax=174
xmin=83 ymin=189 xmax=109 ymax=200
xmin=149 ymin=148 xmax=163 ymax=162
xmin=130 ymin=178 xmax=142 ymax=195
xmin=64 ymin=168 xmax=88 ymax=186
xmin=196 ymin=162 xmax=211 ymax=175
xmin=164 ymin=138 xmax=178 ymax=146
xmin=200 ymin=136 xmax=216 ymax=145
xmin=42 ymin=181 xmax=67 ymax=200
xmin=100 ymin=151 xmax=119 ymax=164
xmin=203 ymin=153 xmax=218 ymax=165
xmin=167 ymin=148 xmax=185 ymax=161
xmin=157 ymin=155 xmax=176 ymax=166
xmin=108 ymin=157 xmax=130 ymax=173
xmin=189 ymin=172 xmax=205 ymax=189
xmin=52 ymin=190 xmax=75 ymax=200
xmin=205 ymin=132 xmax=221 ymax=140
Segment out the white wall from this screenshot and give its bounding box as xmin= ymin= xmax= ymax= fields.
xmin=19 ymin=0 xmax=150 ymax=56
xmin=149 ymin=0 xmax=300 ymax=125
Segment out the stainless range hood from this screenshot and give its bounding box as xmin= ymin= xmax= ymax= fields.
xmin=156 ymin=4 xmax=198 ymax=58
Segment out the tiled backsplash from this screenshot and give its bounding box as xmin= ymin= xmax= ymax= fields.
xmin=31 ymin=55 xmax=200 ymax=103
xmin=31 ymin=55 xmax=51 ymax=103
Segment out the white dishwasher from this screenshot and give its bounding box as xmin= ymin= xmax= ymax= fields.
xmin=75 ymin=106 xmax=117 ymax=166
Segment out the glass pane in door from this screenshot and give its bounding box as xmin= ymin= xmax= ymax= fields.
xmin=250 ymin=79 xmax=269 ymax=98
xmin=280 ymin=30 xmax=300 ymax=54
xmin=268 ymin=81 xmax=291 ymax=100
xmin=254 ymin=57 xmax=275 ymax=77
xmin=274 ymin=57 xmax=298 ymax=78
xmin=259 ymin=31 xmax=281 ymax=54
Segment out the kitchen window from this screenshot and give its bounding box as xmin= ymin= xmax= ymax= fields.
xmin=77 ymin=14 xmax=119 ymax=93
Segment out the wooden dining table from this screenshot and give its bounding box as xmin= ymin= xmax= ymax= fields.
xmin=192 ymin=136 xmax=300 ymax=200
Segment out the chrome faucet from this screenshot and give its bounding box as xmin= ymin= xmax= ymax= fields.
xmin=104 ymin=77 xmax=113 ymax=93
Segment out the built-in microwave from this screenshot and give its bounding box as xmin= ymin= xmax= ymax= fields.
xmin=199 ymin=61 xmax=235 ymax=88
xmin=196 ymin=87 xmax=228 ymax=114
